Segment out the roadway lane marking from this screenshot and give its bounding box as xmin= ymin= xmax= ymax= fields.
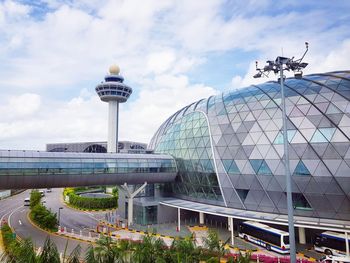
xmin=0 ymin=206 xmax=23 ymax=225
xmin=83 ymin=211 xmax=100 ymax=222
xmin=8 ymin=205 xmax=25 ymax=229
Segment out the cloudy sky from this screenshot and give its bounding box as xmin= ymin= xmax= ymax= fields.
xmin=0 ymin=0 xmax=349 ymax=150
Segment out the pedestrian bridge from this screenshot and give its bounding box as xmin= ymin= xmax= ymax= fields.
xmin=0 ymin=150 xmax=177 ymax=189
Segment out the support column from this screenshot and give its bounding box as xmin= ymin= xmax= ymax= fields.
xmin=127 ymin=199 xmax=133 ymax=227
xmin=230 ymin=217 xmax=234 ymax=246
xmin=177 ymin=208 xmax=181 ymax=231
xmin=199 ymin=212 xmax=204 ymax=225
xmin=298 ymin=227 xmax=306 ymax=245
xmin=107 ymin=101 xmax=119 ymax=153
xmin=120 ymin=182 xmax=147 ymax=226
xmin=346 ymin=232 xmax=349 ymax=257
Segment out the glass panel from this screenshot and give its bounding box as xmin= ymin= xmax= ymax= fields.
xmin=292 ymin=193 xmax=312 ymax=210
xmin=258 ymin=160 xmax=272 ymax=175
xmin=249 ymin=159 xmax=272 ymax=175
xmin=310 ymin=130 xmax=328 ymax=143
xmin=236 ymin=189 xmax=249 ymax=202
xmin=293 ymin=161 xmax=311 ymax=176
xmin=274 ymin=130 xmax=296 ymax=144
xmin=222 ymin=159 xmax=240 ymax=175
xmin=250 ymin=159 xmax=263 ymax=174
xmin=319 ymin=128 xmax=336 ymax=141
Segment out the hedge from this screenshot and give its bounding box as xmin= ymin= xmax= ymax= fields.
xmin=29 ymin=190 xmax=58 ymax=232
xmin=69 ymin=193 xmax=117 ymax=209
xmin=30 ymin=204 xmax=58 ymax=232
xmin=64 ymin=188 xmax=118 ymax=210
xmin=1 ymin=223 xmax=18 ymax=254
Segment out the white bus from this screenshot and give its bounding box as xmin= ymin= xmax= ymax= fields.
xmin=239 ymin=221 xmax=290 ymax=254
xmin=314 ymin=231 xmax=350 ymax=256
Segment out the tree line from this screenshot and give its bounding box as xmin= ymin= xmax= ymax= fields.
xmin=1 ymin=224 xmax=251 ymax=263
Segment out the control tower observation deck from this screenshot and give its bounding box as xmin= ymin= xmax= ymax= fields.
xmin=95 ymin=65 xmax=132 ymax=152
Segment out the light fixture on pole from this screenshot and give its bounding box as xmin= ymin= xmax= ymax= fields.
xmin=253 ymin=42 xmax=309 ymax=263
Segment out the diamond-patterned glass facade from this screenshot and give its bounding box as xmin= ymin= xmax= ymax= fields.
xmin=149 ymin=71 xmax=350 ymax=220
xmin=155 ymin=112 xmax=223 ymax=203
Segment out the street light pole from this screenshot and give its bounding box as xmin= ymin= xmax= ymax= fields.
xmin=58 ymin=207 xmax=63 ymax=226
xmin=253 ymin=43 xmax=309 ymax=263
xmin=279 ymin=58 xmax=296 ymax=263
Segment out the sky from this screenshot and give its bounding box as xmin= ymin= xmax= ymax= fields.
xmin=0 ymin=0 xmax=350 ymax=150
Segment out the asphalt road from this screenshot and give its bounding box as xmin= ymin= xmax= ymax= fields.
xmin=1 ymin=189 xmax=325 ymax=259
xmin=0 ymin=189 xmax=108 ymax=256
xmin=44 ymin=188 xmax=105 ymax=234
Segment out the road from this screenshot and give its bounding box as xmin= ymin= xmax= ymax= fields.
xmin=44 ymin=188 xmax=105 ymax=234
xmin=1 ymin=189 xmax=325 ymax=260
xmin=0 ymin=189 xmax=108 ymax=256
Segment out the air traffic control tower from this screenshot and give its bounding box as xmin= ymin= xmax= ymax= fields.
xmin=96 ymin=65 xmax=132 ymax=152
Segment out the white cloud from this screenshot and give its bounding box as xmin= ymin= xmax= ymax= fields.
xmin=120 ymin=74 xmax=217 ymax=143
xmin=147 ymin=50 xmax=176 ymax=74
xmin=0 ymin=75 xmax=216 ymax=150
xmin=0 ymin=93 xmax=106 ymax=149
xmin=9 ymin=93 xmax=41 ymax=117
xmin=0 ymin=1 xmax=349 ymax=150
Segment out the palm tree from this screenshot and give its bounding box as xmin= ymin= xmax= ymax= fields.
xmin=203 ymin=229 xmax=229 ymax=262
xmin=64 ymin=244 xmax=82 ymax=263
xmin=85 ymin=244 xmax=98 ymax=263
xmin=1 ymin=238 xmax=38 ymax=263
xmin=132 ymin=234 xmax=167 ymax=263
xmin=170 ymin=235 xmax=200 ymax=263
xmin=1 ymin=237 xmax=61 ymax=263
xmin=38 ymin=237 xmax=60 ymax=263
xmin=117 ymin=239 xmax=132 ymax=263
xmin=86 ymin=236 xmax=123 ymax=263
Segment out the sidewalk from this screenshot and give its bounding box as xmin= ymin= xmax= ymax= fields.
xmin=57 ymin=220 xmax=318 ymax=262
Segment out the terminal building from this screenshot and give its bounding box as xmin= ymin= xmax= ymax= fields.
xmin=47 ymin=141 xmax=148 ymax=154
xmin=119 ymin=70 xmax=350 ymax=244
xmin=1 ymin=69 xmax=349 ymax=246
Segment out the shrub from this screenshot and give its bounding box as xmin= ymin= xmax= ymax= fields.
xmin=30 ymin=204 xmax=58 ymax=232
xmin=1 ymin=222 xmax=19 ymax=258
xmin=63 ymin=187 xmax=118 ymax=210
xmin=30 ymin=190 xmax=42 ymax=208
xmin=69 ymin=193 xmax=117 ymax=210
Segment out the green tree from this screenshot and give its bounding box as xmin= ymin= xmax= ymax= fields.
xmin=0 ymin=237 xmax=67 ymax=263
xmin=86 ymin=236 xmax=120 ymax=263
xmin=38 ymin=237 xmax=60 ymax=263
xmin=30 ymin=204 xmax=58 ymax=231
xmin=132 ymin=234 xmax=166 ymax=263
xmin=64 ymin=244 xmax=82 ymax=263
xmin=30 ymin=190 xmax=42 ymax=208
xmin=203 ymin=229 xmax=229 ymax=262
xmin=170 ymin=235 xmax=200 ymax=263
xmin=117 ymin=239 xmax=133 ymax=263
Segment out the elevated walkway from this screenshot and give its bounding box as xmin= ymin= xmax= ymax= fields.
xmin=0 ymin=150 xmax=177 ymax=189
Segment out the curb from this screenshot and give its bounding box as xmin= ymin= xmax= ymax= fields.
xmin=296 ymin=250 xmax=317 ymax=261
xmin=26 ymin=212 xmax=95 ymax=244
xmin=0 ymin=228 xmax=5 ymax=253
xmin=97 ymin=221 xmax=265 ymax=254
xmin=63 ymin=201 xmax=117 ymax=212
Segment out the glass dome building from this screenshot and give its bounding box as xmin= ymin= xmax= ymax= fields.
xmin=149 ymin=71 xmax=350 ymax=221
